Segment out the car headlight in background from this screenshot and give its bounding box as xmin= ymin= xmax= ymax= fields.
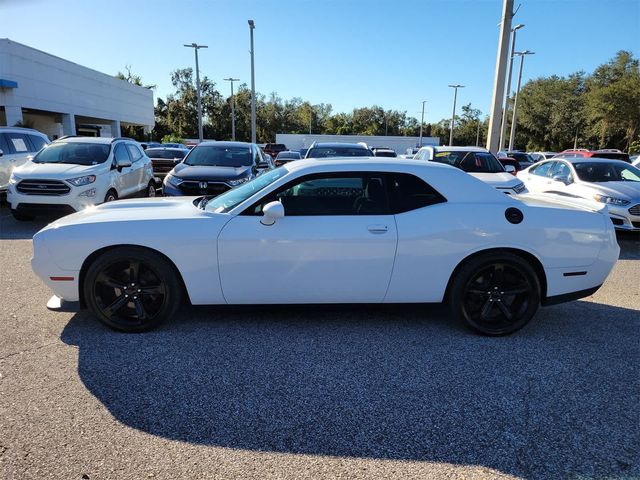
xmin=78 ymin=188 xmax=97 ymax=197
xmin=165 ymin=174 xmax=184 ymax=187
xmin=66 ymin=175 xmax=96 ymax=187
xmin=593 ymin=194 xmax=630 ymax=206
xmin=227 ymin=177 xmax=251 ymax=186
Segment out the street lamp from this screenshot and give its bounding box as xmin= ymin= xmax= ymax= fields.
xmin=183 ymin=43 xmax=208 ymax=142
xmin=508 ymin=50 xmax=535 ymax=152
xmin=448 ymin=84 xmax=464 ymax=146
xmin=248 ymin=20 xmax=256 ymax=144
xmin=499 ymin=23 xmax=524 ymax=151
xmin=223 ymin=77 xmax=240 ymax=140
xmin=419 ymin=100 xmax=427 ymax=147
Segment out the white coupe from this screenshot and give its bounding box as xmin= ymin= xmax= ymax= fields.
xmin=32 ymin=159 xmax=619 ymax=335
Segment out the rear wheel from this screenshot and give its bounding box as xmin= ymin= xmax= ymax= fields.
xmin=449 ymin=252 xmax=541 ymax=335
xmin=83 ymin=247 xmax=182 ymax=332
xmin=146 ymin=181 xmax=156 ymax=197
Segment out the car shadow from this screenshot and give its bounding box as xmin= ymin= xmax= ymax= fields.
xmin=60 ymin=301 xmax=639 ymax=478
xmin=0 ymin=205 xmax=52 ymax=240
xmin=616 ymin=231 xmax=640 ymax=260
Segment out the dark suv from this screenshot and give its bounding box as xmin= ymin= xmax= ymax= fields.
xmin=305 ymin=142 xmax=373 ymax=159
xmin=263 ymin=143 xmax=287 ymax=158
xmin=145 ymin=147 xmax=188 ymax=182
xmin=163 ymin=141 xmax=273 ymax=197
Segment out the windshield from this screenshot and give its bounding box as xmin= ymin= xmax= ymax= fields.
xmin=185 ymin=145 xmax=253 ymax=167
xmin=276 ymin=151 xmax=300 ymax=159
xmin=306 ymin=146 xmax=372 ymax=158
xmin=146 ymin=149 xmax=186 ymax=160
xmin=574 ymin=162 xmax=640 ymax=182
xmin=431 ymin=150 xmax=504 ymax=173
xmin=204 ymin=168 xmax=287 ymax=213
xmin=32 ymin=142 xmax=111 ymax=165
xmin=509 ymin=152 xmax=534 ymax=164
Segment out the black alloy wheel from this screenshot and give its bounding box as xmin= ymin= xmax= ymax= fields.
xmin=84 ymin=247 xmax=182 ymax=332
xmin=146 ymin=182 xmax=156 ymax=197
xmin=449 ymin=252 xmax=540 ymax=335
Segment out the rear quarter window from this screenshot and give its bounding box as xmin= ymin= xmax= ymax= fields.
xmin=387 ymin=173 xmax=447 ymax=213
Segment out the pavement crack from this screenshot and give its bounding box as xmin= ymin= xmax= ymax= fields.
xmin=0 ymin=341 xmax=58 ymax=361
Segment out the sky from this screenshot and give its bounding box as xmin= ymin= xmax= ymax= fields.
xmin=1 ymin=0 xmax=638 ymax=123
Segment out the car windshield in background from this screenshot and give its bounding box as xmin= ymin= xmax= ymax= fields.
xmin=204 ymin=168 xmax=287 ymax=213
xmin=185 ymin=146 xmax=252 ymax=167
xmin=307 ymin=147 xmax=372 ymax=158
xmin=574 ymin=162 xmax=640 ymax=183
xmin=33 ymin=142 xmax=110 ymax=165
xmin=509 ymin=152 xmax=534 ymax=164
xmin=432 ymin=151 xmax=504 ymax=173
xmin=276 ymin=151 xmax=301 ymax=159
xmin=146 ymin=149 xmax=186 ymax=160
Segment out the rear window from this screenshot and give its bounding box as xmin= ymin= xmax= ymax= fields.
xmin=374 ymin=150 xmax=397 ymax=157
xmin=594 ymin=153 xmax=630 ymax=161
xmin=306 ymin=147 xmax=372 ymax=158
xmin=387 ymin=173 xmax=447 ymax=213
xmin=146 ymin=149 xmax=187 ymax=160
xmin=432 ymin=150 xmax=504 ymax=173
xmin=276 ymin=151 xmax=301 ymax=159
xmin=28 ymin=134 xmax=48 ymax=152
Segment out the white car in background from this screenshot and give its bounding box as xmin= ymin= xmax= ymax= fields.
xmin=7 ymin=136 xmax=155 ymax=220
xmin=0 ymin=127 xmax=49 ymax=196
xmin=517 ymin=157 xmax=640 ymax=231
xmin=32 ymin=158 xmax=618 ymax=336
xmin=414 ymin=146 xmax=527 ymax=195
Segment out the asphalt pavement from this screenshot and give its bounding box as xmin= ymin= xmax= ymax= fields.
xmin=0 ymin=206 xmax=638 ymax=479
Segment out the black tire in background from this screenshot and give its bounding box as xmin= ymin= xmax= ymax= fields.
xmin=104 ymin=189 xmax=118 ymax=203
xmin=146 ymin=181 xmax=156 ymax=197
xmin=448 ymin=252 xmax=541 ymax=335
xmin=10 ymin=209 xmax=35 ymax=221
xmin=83 ymin=246 xmax=182 ymax=332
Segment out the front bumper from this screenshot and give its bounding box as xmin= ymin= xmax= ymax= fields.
xmin=608 ymin=204 xmax=640 ymax=231
xmin=7 ymin=185 xmax=100 ymax=217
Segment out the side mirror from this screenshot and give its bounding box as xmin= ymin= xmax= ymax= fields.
xmin=552 ymin=174 xmax=571 ymax=185
xmin=116 ymin=157 xmax=132 ymax=171
xmin=504 ymin=165 xmax=516 ymax=174
xmin=261 ymin=201 xmax=284 ymax=226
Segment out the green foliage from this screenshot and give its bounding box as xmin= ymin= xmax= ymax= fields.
xmin=161 ymin=134 xmax=184 ymax=144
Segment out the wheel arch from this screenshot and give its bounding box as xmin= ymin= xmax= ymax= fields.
xmin=444 ymin=247 xmax=548 ymax=302
xmin=78 ymin=244 xmax=190 ymax=309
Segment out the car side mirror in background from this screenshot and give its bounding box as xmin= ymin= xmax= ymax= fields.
xmin=261 ymin=201 xmax=285 ymax=226
xmin=553 ymin=174 xmax=571 ymax=185
xmin=116 ymin=158 xmax=132 ymax=171
xmin=504 ymin=165 xmax=516 ymax=175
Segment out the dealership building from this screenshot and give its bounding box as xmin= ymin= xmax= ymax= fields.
xmin=0 ymin=38 xmax=154 ymax=139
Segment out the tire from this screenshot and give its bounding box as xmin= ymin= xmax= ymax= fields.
xmin=11 ymin=209 xmax=35 ymax=221
xmin=104 ymin=190 xmax=118 ymax=203
xmin=83 ymin=246 xmax=182 ymax=332
xmin=448 ymin=252 xmax=541 ymax=336
xmin=146 ymin=181 xmax=156 ymax=198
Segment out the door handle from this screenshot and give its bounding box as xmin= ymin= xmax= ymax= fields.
xmin=367 ymin=225 xmax=388 ymax=234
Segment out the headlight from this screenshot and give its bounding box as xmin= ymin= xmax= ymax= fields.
xmin=593 ymin=194 xmax=630 ymax=206
xmin=165 ymin=174 xmax=184 ymax=187
xmin=9 ymin=175 xmax=20 ymax=184
xmin=227 ymin=177 xmax=250 ymax=186
xmin=66 ymin=175 xmax=96 ymax=187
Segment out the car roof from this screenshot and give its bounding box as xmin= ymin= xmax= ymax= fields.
xmin=55 ymin=136 xmax=117 ymax=144
xmin=146 ymin=147 xmax=186 ymax=152
xmin=0 ymin=126 xmax=48 ymax=136
xmin=427 ymin=146 xmax=489 ymax=152
xmin=554 ymin=156 xmax=632 ymax=165
xmin=197 ymin=141 xmax=253 ymax=147
xmin=310 ymin=142 xmax=369 ymax=149
xmin=285 ymin=157 xmax=454 ymax=172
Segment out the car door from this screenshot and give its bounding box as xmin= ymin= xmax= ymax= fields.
xmin=217 ymin=172 xmax=398 ymax=304
xmin=112 ymin=143 xmax=136 ymax=196
xmin=126 ymin=143 xmax=147 ymax=191
xmin=521 ymin=161 xmax=555 ymax=193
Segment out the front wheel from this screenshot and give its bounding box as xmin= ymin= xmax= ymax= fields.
xmin=83 ymin=247 xmax=182 ymax=332
xmin=449 ymin=252 xmax=541 ymax=335
xmin=146 ymin=181 xmax=156 ymax=197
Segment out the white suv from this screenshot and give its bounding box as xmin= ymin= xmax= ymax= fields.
xmin=7 ymin=136 xmax=155 ymax=220
xmin=0 ymin=127 xmax=50 ymax=197
xmin=414 ymin=146 xmax=527 ymax=195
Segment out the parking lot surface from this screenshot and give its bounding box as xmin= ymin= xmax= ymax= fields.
xmin=1 ymin=206 xmax=639 ymax=480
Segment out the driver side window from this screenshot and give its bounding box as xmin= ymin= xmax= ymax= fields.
xmin=530 ymin=161 xmax=554 ymax=177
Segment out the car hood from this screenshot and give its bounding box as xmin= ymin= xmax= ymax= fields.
xmin=581 ymin=181 xmax=640 ymax=201
xmin=469 ymin=172 xmax=522 ymax=187
xmin=13 ymin=160 xmax=105 ymax=178
xmin=43 ymin=197 xmax=221 ymax=229
xmin=172 ymin=164 xmax=252 ymax=181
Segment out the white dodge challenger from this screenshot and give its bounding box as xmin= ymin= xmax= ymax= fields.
xmin=31 ymin=158 xmax=619 ymax=335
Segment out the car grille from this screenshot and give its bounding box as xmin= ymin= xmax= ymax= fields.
xmin=628 ymin=204 xmax=640 ymax=216
xmin=16 ymin=179 xmax=71 ymax=196
xmin=151 ymin=159 xmax=177 ymax=174
xmin=178 ymin=181 xmax=230 ymax=197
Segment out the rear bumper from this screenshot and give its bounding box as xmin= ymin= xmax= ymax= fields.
xmin=542 ymin=284 xmax=602 ymax=306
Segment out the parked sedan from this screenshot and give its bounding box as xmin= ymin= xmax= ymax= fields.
xmin=32 ymin=159 xmax=618 ymax=335
xmin=163 ymin=141 xmax=272 ymax=197
xmin=498 ymin=151 xmax=534 ymax=169
xmin=517 ymin=157 xmax=640 ymax=230
xmin=274 ymin=150 xmax=301 ymax=166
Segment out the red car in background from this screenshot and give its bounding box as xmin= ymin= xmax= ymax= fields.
xmin=555 ymin=149 xmax=630 ymax=162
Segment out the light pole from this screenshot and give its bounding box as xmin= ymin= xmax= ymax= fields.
xmin=248 ymin=20 xmax=257 ymax=144
xmin=419 ymin=101 xmax=427 ymax=146
xmin=223 ymin=77 xmax=240 ymax=140
xmin=448 ymin=84 xmax=464 ymax=146
xmin=508 ymin=50 xmax=534 ymax=152
xmin=499 ymin=23 xmax=524 ymax=151
xmin=476 ymin=121 xmax=482 ymax=146
xmin=184 ymin=43 xmax=208 ymax=142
